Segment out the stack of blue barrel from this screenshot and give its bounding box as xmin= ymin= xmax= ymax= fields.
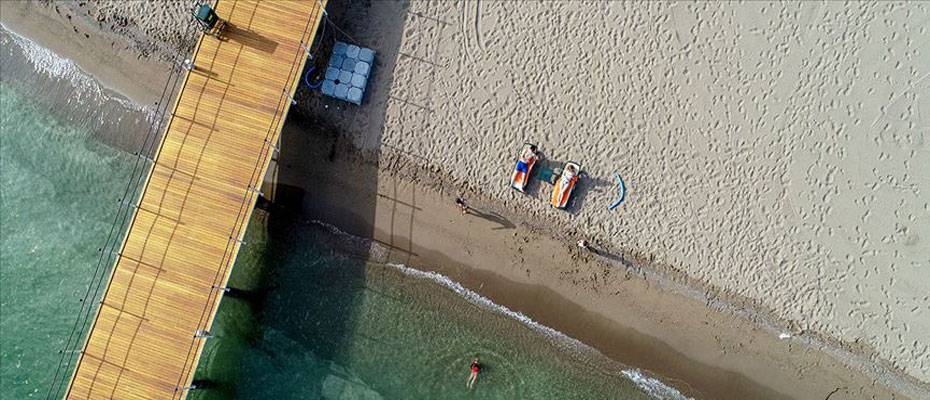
xmin=321 ymin=41 xmax=375 ymax=105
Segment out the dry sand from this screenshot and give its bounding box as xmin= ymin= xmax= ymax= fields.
xmin=5 ymin=0 xmax=928 ymax=398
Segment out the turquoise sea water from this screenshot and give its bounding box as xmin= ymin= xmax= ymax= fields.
xmin=1 ymin=27 xmax=686 ymax=400
xmin=0 ymin=82 xmax=135 ymax=398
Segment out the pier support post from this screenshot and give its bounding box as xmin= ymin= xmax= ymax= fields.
xmin=119 ymin=198 xmax=139 ymax=209
xmin=181 ymin=59 xmax=195 ymax=71
xmin=301 ymin=42 xmax=312 ymax=58
xmin=284 ymin=89 xmax=297 ymax=106
xmin=264 ymin=139 xmax=280 ymax=155
xmin=211 ymin=285 xmax=232 ymax=293
xmin=136 ymin=152 xmax=154 ymax=163
xmin=177 ymin=384 xmax=198 ymax=392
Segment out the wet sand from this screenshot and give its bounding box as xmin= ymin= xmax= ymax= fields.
xmin=0 ymin=1 xmax=193 ymax=105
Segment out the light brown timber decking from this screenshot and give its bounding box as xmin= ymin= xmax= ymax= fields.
xmin=65 ymin=1 xmax=325 ymax=398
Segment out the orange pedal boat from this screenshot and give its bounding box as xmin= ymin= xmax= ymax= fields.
xmin=550 ymin=162 xmax=580 ymax=209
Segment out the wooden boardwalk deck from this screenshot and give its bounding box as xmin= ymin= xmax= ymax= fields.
xmin=65 ymin=1 xmax=325 ymax=398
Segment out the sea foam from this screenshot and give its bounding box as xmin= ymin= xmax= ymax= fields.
xmin=622 ymin=369 xmax=694 ymax=400
xmin=385 ymin=261 xmax=693 ymax=400
xmin=384 ymin=262 xmax=587 ymax=347
xmin=1 ymin=23 xmax=149 ymax=115
xmin=305 ymin=218 xmax=692 ymax=399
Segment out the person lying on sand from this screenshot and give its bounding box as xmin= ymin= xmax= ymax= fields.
xmin=520 ymin=144 xmax=538 ymax=163
xmin=467 ymin=357 xmax=481 ymax=389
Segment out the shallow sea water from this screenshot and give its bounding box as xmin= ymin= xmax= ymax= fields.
xmin=0 ymin=82 xmax=135 ymax=398
xmin=189 ymin=214 xmax=668 ymax=399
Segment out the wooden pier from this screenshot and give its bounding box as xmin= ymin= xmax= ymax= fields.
xmin=64 ymin=1 xmax=326 ymax=398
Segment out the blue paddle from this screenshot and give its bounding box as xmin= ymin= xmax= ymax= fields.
xmin=608 ymin=173 xmax=626 ymax=210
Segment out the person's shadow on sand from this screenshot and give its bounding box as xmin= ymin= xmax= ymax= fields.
xmin=468 ymin=208 xmax=516 ymax=230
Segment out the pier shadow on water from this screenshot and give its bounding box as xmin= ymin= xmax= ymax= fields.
xmin=189 ymin=182 xmax=373 ymax=399
xmin=189 ymin=1 xmax=410 ymax=399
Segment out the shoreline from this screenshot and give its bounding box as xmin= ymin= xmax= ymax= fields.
xmin=311 ymin=3 xmax=930 ymax=393
xmin=0 ymin=1 xmax=189 ymax=106
xmin=6 ymin=2 xmax=926 ymax=399
xmin=0 ymin=25 xmax=165 ymax=155
xmin=268 ymin=113 xmax=919 ymax=399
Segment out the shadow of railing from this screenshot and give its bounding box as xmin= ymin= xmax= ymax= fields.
xmin=222 ymin=22 xmax=278 ymax=53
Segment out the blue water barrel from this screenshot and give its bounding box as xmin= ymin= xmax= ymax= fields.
xmin=333 ymin=41 xmax=348 ymax=56
xmin=347 ymin=87 xmax=363 ymax=104
xmin=338 ymin=70 xmax=353 ymax=85
xmin=334 ymin=83 xmax=349 ymax=100
xmin=341 ymin=58 xmax=356 ymax=71
xmin=346 ymin=45 xmax=360 ymax=59
xmin=321 ymin=80 xmax=335 ymax=96
xmin=324 ymin=67 xmax=340 ymax=81
xmin=354 ymin=61 xmax=370 ymax=76
xmin=350 ymin=73 xmax=367 ymax=89
xmin=358 ymin=48 xmax=375 ymax=63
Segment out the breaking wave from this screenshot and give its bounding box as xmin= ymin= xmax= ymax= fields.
xmin=1 ymin=23 xmax=147 ymax=114
xmin=385 ymin=262 xmax=693 ymax=400
xmin=305 ymin=217 xmax=692 ymax=399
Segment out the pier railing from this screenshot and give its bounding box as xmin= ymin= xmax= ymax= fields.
xmin=44 ymin=20 xmax=202 ymax=400
xmin=44 ymin=1 xmax=329 ymax=398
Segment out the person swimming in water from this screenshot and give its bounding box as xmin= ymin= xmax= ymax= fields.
xmin=467 ymin=356 xmax=481 ymax=389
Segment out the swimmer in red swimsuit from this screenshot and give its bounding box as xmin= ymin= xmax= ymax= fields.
xmin=467 ymin=357 xmax=480 ymax=389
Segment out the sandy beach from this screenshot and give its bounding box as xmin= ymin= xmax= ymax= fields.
xmin=267 ymin=111 xmax=909 ymax=399
xmin=4 ymin=1 xmax=927 ymax=399
xmin=296 ymin=1 xmax=928 ymax=396
xmin=297 ymin=1 xmax=929 ymax=397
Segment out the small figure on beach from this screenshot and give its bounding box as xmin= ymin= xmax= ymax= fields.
xmin=578 ymin=239 xmax=599 ymax=255
xmin=467 ymin=356 xmax=481 ymax=389
xmin=455 ymin=197 xmax=470 ymax=215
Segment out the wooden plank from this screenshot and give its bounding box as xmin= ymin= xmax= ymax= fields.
xmin=64 ymin=1 xmax=327 ymax=398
